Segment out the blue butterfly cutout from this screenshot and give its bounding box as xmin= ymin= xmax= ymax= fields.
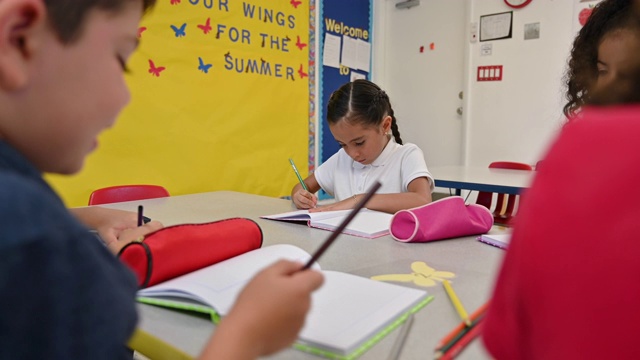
xmin=170 ymin=23 xmax=187 ymax=37
xmin=198 ymin=57 xmax=213 ymax=74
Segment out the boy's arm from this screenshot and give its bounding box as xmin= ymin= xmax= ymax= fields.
xmin=69 ymin=207 xmax=163 ymax=253
xmin=199 ymin=260 xmax=324 ymax=360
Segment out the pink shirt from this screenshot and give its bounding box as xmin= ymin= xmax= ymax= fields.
xmin=483 ymin=105 xmax=640 ymax=359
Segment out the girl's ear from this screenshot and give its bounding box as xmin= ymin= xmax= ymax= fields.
xmin=381 ymin=115 xmax=392 ymax=134
xmin=0 ymin=0 xmax=46 ymax=90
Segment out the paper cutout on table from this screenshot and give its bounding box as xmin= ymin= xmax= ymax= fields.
xmin=371 ymin=261 xmax=455 ymax=287
xmin=323 ymin=33 xmax=341 ymax=68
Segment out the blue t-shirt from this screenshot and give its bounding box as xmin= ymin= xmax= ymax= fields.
xmin=0 ymin=141 xmax=138 ymax=359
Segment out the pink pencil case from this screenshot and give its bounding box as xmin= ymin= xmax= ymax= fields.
xmin=390 ymin=196 xmax=493 ymax=242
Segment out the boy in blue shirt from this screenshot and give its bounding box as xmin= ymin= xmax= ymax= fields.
xmin=0 ymin=0 xmax=323 ymax=359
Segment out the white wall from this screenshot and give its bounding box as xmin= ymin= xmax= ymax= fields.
xmin=373 ymin=0 xmax=467 ymax=167
xmin=374 ymin=0 xmax=578 ymax=168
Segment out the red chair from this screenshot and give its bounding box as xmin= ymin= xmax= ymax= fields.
xmin=476 ymin=161 xmax=533 ymax=226
xmin=88 ymin=185 xmax=170 ymax=205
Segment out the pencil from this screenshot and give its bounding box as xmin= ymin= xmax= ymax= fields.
xmin=442 ymin=280 xmax=471 ymax=326
xmin=302 ymin=181 xmax=381 ymax=270
xmin=438 ymin=321 xmax=483 ymax=360
xmin=288 ymin=158 xmax=308 ymax=191
xmin=435 ymin=301 xmax=488 ymax=349
xmin=433 ymin=315 xmax=485 ymax=359
xmin=137 ymin=205 xmax=144 ymax=227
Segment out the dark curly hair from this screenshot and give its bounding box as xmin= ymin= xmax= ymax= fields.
xmin=563 ymin=0 xmax=636 ymax=118
xmin=44 ymin=0 xmax=156 ymax=43
xmin=327 ymin=79 xmax=403 ymax=145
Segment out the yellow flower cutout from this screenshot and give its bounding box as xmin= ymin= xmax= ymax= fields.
xmin=371 ymin=261 xmax=455 ymax=287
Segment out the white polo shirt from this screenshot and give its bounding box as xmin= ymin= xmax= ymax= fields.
xmin=314 ymin=138 xmax=434 ymax=201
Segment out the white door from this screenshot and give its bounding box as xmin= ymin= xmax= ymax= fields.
xmin=372 ymin=0 xmax=467 ymax=167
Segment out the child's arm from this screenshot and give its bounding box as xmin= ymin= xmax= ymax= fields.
xmin=311 ymin=177 xmax=432 ymax=214
xmin=198 ymin=260 xmax=324 ymax=360
xmin=291 ymin=174 xmax=321 ymax=209
xmin=70 ymin=207 xmax=163 ymax=253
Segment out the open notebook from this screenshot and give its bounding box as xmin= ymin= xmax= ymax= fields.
xmin=137 ymin=244 xmax=432 ymax=359
xmin=260 ymin=209 xmax=392 ymax=238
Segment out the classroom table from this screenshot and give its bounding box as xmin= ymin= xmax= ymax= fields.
xmin=101 ymin=191 xmax=506 ymax=360
xmin=430 ymin=165 xmax=535 ymax=196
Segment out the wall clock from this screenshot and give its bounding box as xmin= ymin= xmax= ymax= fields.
xmin=504 ymin=0 xmax=532 ymax=8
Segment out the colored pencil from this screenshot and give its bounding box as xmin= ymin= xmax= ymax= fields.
xmin=438 ymin=321 xmax=484 ymax=360
xmin=302 ymin=181 xmax=381 ymax=270
xmin=434 ymin=302 xmax=489 ymax=359
xmin=288 ymin=158 xmax=308 ymax=191
xmin=443 ymin=280 xmax=471 ymax=326
xmin=435 ymin=301 xmax=488 ymax=349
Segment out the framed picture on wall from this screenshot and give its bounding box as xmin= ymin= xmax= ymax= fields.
xmin=480 ymin=11 xmax=513 ymax=42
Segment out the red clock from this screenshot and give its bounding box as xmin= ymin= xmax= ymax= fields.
xmin=504 ymin=0 xmax=532 ymax=8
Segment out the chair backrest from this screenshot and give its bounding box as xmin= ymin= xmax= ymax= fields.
xmin=88 ymin=185 xmax=170 ymax=205
xmin=477 ymin=161 xmax=533 ymax=225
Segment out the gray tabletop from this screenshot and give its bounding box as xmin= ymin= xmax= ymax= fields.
xmin=101 ymin=191 xmax=505 ymax=359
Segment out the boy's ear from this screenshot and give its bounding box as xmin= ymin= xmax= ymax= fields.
xmin=0 ymin=0 xmax=46 ymax=90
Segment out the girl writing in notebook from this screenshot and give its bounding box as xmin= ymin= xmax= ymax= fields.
xmin=291 ymin=79 xmax=433 ymax=214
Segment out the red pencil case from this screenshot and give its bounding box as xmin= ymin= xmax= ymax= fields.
xmin=118 ymin=218 xmax=263 ymax=288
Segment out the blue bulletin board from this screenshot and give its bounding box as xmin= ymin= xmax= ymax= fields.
xmin=318 ymin=0 xmax=373 ymax=194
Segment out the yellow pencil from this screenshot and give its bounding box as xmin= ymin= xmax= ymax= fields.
xmin=442 ymin=280 xmax=471 ymax=326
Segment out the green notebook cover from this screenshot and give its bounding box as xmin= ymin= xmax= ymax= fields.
xmin=136 ymin=245 xmax=432 ymax=359
xmin=138 ymin=293 xmax=433 ymax=359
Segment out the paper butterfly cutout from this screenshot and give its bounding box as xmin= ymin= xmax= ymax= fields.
xmin=170 ymin=23 xmax=187 ymax=38
xmin=296 ymin=35 xmax=307 ymax=51
xmin=297 ymin=64 xmax=308 ymax=79
xmin=198 ymin=57 xmax=212 ymax=74
xmin=148 ymin=59 xmax=166 ymax=77
xmin=371 ymin=261 xmax=455 ymax=287
xmin=198 ymin=18 xmax=212 ymax=35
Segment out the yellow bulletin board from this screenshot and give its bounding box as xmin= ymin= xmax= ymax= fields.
xmin=47 ymin=0 xmax=315 ymax=207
